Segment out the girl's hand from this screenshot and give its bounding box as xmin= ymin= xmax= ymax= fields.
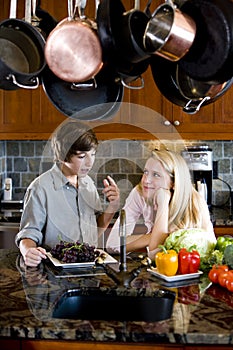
xmin=102 ymin=175 xmax=120 ymax=211
xmin=153 ymin=187 xmax=171 ymax=211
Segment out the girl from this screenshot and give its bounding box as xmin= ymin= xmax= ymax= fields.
xmin=106 ymin=149 xmax=214 ymax=258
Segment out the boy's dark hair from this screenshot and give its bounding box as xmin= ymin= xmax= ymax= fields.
xmin=51 ymin=119 xmax=98 ymax=162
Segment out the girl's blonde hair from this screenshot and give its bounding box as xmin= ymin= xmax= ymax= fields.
xmin=137 ymin=149 xmax=204 ymax=230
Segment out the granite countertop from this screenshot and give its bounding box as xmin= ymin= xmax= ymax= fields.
xmin=0 ymin=249 xmax=233 ymax=346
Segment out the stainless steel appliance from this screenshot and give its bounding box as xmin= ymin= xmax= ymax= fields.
xmin=0 ymin=200 xmax=23 ymax=249
xmin=182 ymin=145 xmax=213 ymax=207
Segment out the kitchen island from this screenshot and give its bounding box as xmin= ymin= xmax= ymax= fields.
xmin=0 ymin=249 xmax=232 ymax=350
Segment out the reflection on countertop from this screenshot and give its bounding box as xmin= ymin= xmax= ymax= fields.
xmin=0 ymin=249 xmax=233 ymax=347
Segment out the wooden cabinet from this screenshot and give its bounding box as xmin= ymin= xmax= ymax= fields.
xmin=214 ymin=226 xmax=233 ymax=237
xmin=126 ymin=0 xmax=233 ymax=140
xmin=0 ymin=0 xmax=233 ymax=140
xmin=1 ymin=339 xmax=231 ymax=350
xmin=21 ymin=340 xmax=184 ymax=350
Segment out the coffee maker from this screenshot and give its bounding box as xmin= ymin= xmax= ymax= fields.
xmin=182 ymin=145 xmax=213 ymax=207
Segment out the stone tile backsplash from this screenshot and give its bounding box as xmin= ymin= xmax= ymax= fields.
xmin=0 ymin=139 xmax=233 ymax=208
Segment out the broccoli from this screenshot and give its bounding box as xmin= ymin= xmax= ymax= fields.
xmin=208 ymin=249 xmax=224 ymax=266
xmin=224 ymin=244 xmax=233 ymax=269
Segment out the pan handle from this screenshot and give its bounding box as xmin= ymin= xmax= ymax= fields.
xmin=6 ymin=74 xmax=40 ymax=89
xmin=120 ymin=76 xmax=145 ymax=90
xmin=71 ymin=78 xmax=97 ymax=90
xmin=183 ymin=96 xmax=211 ymax=114
xmin=24 ymin=0 xmax=32 ymax=23
xmin=9 ymin=0 xmax=17 ymax=18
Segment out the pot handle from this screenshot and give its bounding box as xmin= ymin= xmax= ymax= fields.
xmin=120 ymin=76 xmax=145 ymax=90
xmin=183 ymin=96 xmax=211 ymax=114
xmin=74 ymin=0 xmax=87 ymax=19
xmin=71 ymin=78 xmax=97 ymax=90
xmin=6 ymin=74 xmax=40 ymax=89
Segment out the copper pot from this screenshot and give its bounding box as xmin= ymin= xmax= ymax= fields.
xmin=143 ymin=0 xmax=196 ymax=61
xmin=44 ymin=0 xmax=103 ymax=83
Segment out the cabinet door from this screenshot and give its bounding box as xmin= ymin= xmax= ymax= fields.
xmin=22 ymin=339 xmax=184 ymax=350
xmin=170 ymin=87 xmax=233 ymax=139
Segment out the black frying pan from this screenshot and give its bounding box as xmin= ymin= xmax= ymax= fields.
xmin=178 ymin=0 xmax=233 ymax=84
xmin=42 ymin=63 xmax=124 ymax=121
xmin=96 ymin=0 xmax=125 ymax=62
xmin=96 ymin=0 xmax=150 ymax=88
xmin=150 ymin=55 xmax=233 ymax=114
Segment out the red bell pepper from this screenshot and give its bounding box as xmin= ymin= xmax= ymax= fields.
xmin=178 ymin=247 xmax=200 ymax=274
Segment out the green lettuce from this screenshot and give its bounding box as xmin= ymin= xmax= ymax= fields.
xmin=164 ymin=228 xmax=217 ymax=264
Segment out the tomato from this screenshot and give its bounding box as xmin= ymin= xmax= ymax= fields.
xmin=218 ymin=271 xmax=230 ymax=288
xmin=212 ymin=264 xmax=229 ymax=272
xmin=225 ymin=270 xmax=233 ymax=292
xmin=226 ymin=277 xmax=233 ymax=292
xmin=208 ymin=268 xmax=220 ymax=284
xmin=218 ymin=270 xmax=233 ymax=289
xmin=208 ymin=265 xmax=229 ymax=284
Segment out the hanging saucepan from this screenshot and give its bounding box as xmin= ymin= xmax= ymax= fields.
xmin=143 ymin=0 xmax=196 ymax=61
xmin=150 ymin=55 xmax=233 ymax=114
xmin=42 ymin=63 xmax=124 ymax=121
xmin=116 ymin=6 xmax=151 ymax=64
xmin=44 ymin=0 xmax=103 ymax=83
xmin=0 ymin=0 xmax=46 ymax=90
xmin=178 ymin=0 xmax=233 ymax=84
xmin=96 ymin=0 xmax=150 ymax=89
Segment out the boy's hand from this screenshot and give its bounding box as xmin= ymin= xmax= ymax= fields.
xmin=102 ymin=175 xmax=120 ymax=211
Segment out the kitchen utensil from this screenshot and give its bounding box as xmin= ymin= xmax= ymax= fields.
xmin=150 ymin=55 xmax=233 ymax=114
xmin=179 ymin=0 xmax=233 ymax=84
xmin=42 ymin=63 xmax=124 ymax=121
xmin=0 ymin=0 xmax=46 ymax=90
xmin=96 ymin=0 xmax=126 ymax=61
xmin=44 ymin=0 xmax=103 ymax=83
xmin=96 ymin=0 xmax=149 ymax=89
xmin=143 ymin=0 xmax=196 ymax=61
xmin=116 ymin=5 xmax=151 ymax=64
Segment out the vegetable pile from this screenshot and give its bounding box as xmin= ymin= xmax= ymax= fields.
xmin=207 ymin=237 xmax=233 ymax=292
xmin=164 ymin=228 xmax=216 ymax=271
xmin=206 ymin=236 xmax=233 ymax=269
xmin=155 ymin=245 xmax=200 ymax=276
xmin=208 ymin=263 xmax=233 ymax=292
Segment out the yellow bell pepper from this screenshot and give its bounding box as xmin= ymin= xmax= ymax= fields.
xmin=155 ymin=246 xmax=178 ymax=276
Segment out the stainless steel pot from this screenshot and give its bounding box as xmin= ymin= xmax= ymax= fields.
xmin=143 ymin=0 xmax=196 ymax=61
